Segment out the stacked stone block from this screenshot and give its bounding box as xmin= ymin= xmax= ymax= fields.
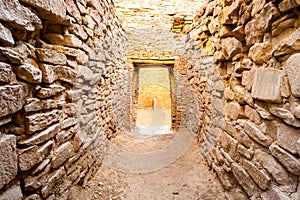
xmin=185 ymin=0 xmax=300 ymax=198
xmin=0 ymin=0 xmax=126 ymax=199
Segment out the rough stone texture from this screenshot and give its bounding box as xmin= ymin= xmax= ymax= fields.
xmin=232 ymin=163 xmax=259 ymax=196
xmin=285 ymin=53 xmax=300 ymax=97
xmin=0 ymin=182 xmax=23 ymax=200
xmin=270 ymin=144 xmax=300 ymax=175
xmin=0 ymin=85 xmax=25 ymax=117
xmin=25 ymin=110 xmax=61 ymax=134
xmin=0 ymin=135 xmax=17 ymax=190
xmin=251 ymin=68 xmax=282 ymax=103
xmin=244 ymin=121 xmax=273 ymax=146
xmin=248 ymin=43 xmax=272 ymax=64
xmin=40 ymin=64 xmax=77 ymax=84
xmin=15 ymin=63 xmax=42 ymax=83
xmin=0 ymin=23 xmax=14 ymax=45
xmin=19 ymin=0 xmax=66 ymax=22
xmin=0 ymin=0 xmax=126 ymax=198
xmin=273 ymin=28 xmax=300 ymax=57
xmin=51 ymin=141 xmax=74 ymax=168
xmin=276 ymin=122 xmax=300 ymax=154
xmin=270 ymin=107 xmax=300 ymax=127
xmin=36 ymin=48 xmax=67 ymax=65
xmin=0 ymin=62 xmax=12 ymax=83
xmin=242 ymin=159 xmax=271 ymax=190
xmin=255 ymin=149 xmax=290 ymax=185
xmin=0 ymin=0 xmax=41 ymax=31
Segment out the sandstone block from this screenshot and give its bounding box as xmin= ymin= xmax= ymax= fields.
xmin=0 ymin=85 xmax=25 ymax=118
xmin=36 ymin=84 xmax=65 ymax=99
xmin=0 ymin=47 xmax=24 ymax=64
xmin=25 ymin=110 xmax=61 ymax=134
xmin=40 ymin=64 xmax=77 ymax=84
xmin=242 ymin=159 xmax=271 ymax=190
xmin=251 ymin=0 xmax=266 ymax=17
xmin=0 ymin=135 xmax=17 ymax=190
xmin=63 ymin=34 xmax=82 ymax=48
xmin=270 ymin=107 xmax=300 ymax=127
xmin=19 ymin=0 xmax=66 ymax=22
xmin=232 ymin=163 xmax=259 ymax=196
xmin=24 ymin=98 xmax=57 ymax=112
xmin=270 ymin=144 xmax=300 ymax=175
xmin=251 ymin=68 xmax=282 ymax=103
xmin=65 ymin=0 xmax=81 ymax=22
xmin=0 ymin=62 xmax=12 ymax=83
xmin=255 ymin=149 xmax=290 ymax=185
xmin=226 ymin=102 xmax=243 ymax=120
xmin=0 ymin=0 xmax=41 ymax=31
xmin=18 ymin=140 xmax=53 ymax=171
xmin=51 ymin=141 xmax=74 ymax=169
xmin=273 ymin=28 xmax=300 ymax=57
xmin=0 ymin=182 xmax=23 ymax=200
xmin=36 ymin=48 xmax=67 ymax=65
xmin=245 ymin=105 xmax=261 ymax=124
xmin=279 ymin=0 xmax=299 ymax=11
xmin=276 ymin=122 xmax=300 ymax=154
xmin=257 ymin=2 xmax=280 ymax=33
xmin=69 ymin=24 xmax=88 ymax=40
xmin=248 ymin=43 xmax=272 ymax=64
xmin=222 ymin=37 xmax=243 ymax=60
xmin=19 ymin=123 xmax=60 ymax=146
xmin=285 ymin=53 xmax=300 ymax=97
xmin=0 ymin=23 xmax=14 ymax=45
xmin=245 ymin=19 xmax=263 ymax=46
xmin=244 ymin=121 xmax=273 ymax=146
xmin=41 ymin=167 xmax=66 ymax=198
xmin=15 ymin=63 xmax=42 ymax=83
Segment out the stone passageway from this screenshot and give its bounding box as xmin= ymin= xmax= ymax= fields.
xmin=0 ymin=0 xmax=300 ymax=199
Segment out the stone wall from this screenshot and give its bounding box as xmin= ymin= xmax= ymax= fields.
xmin=185 ymin=0 xmax=300 ymax=198
xmin=115 ymin=0 xmax=204 ymax=58
xmin=0 ymin=0 xmax=126 ymax=199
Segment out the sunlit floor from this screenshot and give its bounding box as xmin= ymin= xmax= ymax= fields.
xmin=136 ymin=108 xmax=172 ymax=135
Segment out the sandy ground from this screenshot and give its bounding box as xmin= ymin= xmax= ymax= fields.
xmin=69 ymin=133 xmax=226 ymax=200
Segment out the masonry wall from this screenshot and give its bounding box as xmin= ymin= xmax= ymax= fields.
xmin=185 ymin=0 xmax=300 ymax=199
xmin=0 ymin=0 xmax=126 ymax=199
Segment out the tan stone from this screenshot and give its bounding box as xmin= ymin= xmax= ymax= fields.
xmin=270 ymin=144 xmax=300 ymax=175
xmin=245 ymin=105 xmax=261 ymax=124
xmin=222 ymin=37 xmax=243 ymax=60
xmin=19 ymin=0 xmax=66 ymax=22
xmin=285 ymin=53 xmax=300 ymax=97
xmin=242 ymin=159 xmax=271 ymax=190
xmin=24 ymin=98 xmax=57 ymax=112
xmin=244 ymin=121 xmax=273 ymax=146
xmin=15 ymin=63 xmax=42 ymax=83
xmin=0 ymin=62 xmax=12 ymax=83
xmin=257 ymin=2 xmax=280 ymax=33
xmin=226 ymin=102 xmax=244 ymax=120
xmin=25 ymin=110 xmax=61 ymax=134
xmin=36 ymin=48 xmax=67 ymax=65
xmin=40 ymin=64 xmax=77 ymax=84
xmin=0 ymin=0 xmax=41 ymax=31
xmin=273 ymin=28 xmax=300 ymax=57
xmin=19 ymin=124 xmax=60 ymax=146
xmin=255 ymin=149 xmax=290 ymax=185
xmin=252 ymin=68 xmax=283 ymax=103
xmin=36 ymin=84 xmax=65 ymax=99
xmin=248 ymin=42 xmax=272 ymax=64
xmin=0 ymin=135 xmax=17 ymax=190
xmin=275 ymin=122 xmax=300 ymax=154
xmin=270 ymin=107 xmax=300 ymax=127
xmin=232 ymin=163 xmax=259 ymax=197
xmin=245 ymin=19 xmax=263 ymax=46
xmin=0 ymin=182 xmax=23 ymax=200
xmin=0 ymin=47 xmax=24 ymax=64
xmin=0 ymin=85 xmax=25 ymax=118
xmin=0 ymin=23 xmax=14 ymax=45
xmin=279 ymin=0 xmax=299 ymax=11
xmin=51 ymin=141 xmax=74 ymax=168
xmin=65 ymin=0 xmax=81 ymax=22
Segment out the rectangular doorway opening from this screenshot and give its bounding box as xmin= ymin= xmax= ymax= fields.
xmin=132 ymin=63 xmax=175 ymax=135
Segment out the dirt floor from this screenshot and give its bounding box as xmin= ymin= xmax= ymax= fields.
xmin=69 ymin=133 xmax=226 ymax=200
